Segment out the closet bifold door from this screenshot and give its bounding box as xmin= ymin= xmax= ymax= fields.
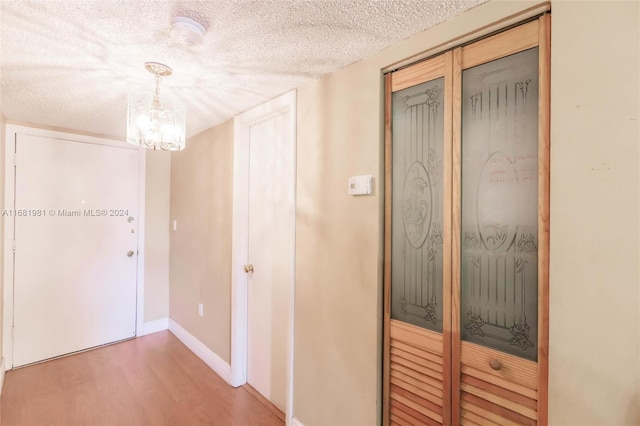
xmin=384 ymin=51 xmax=453 ymax=426
xmin=452 ymin=15 xmax=550 ymax=426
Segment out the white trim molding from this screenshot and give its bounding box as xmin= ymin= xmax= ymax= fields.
xmin=168 ymin=318 xmax=232 ymax=386
xmin=0 ymin=357 xmax=5 ymax=395
xmin=140 ymin=317 xmax=169 ymax=336
xmin=289 ymin=417 xmax=305 ymax=426
xmin=135 ymin=149 xmax=147 ymax=336
xmin=231 ymin=90 xmax=297 ymax=422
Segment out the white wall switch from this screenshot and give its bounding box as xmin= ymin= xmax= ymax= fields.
xmin=173 ymin=219 xmax=178 ymax=231
xmin=198 ymin=303 xmax=204 ymax=317
xmin=348 ymin=175 xmax=373 ymax=195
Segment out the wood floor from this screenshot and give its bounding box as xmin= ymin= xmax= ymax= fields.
xmin=0 ymin=331 xmax=284 ymax=426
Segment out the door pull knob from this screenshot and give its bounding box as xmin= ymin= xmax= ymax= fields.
xmin=127 ymin=250 xmax=135 ymax=257
xmin=489 ymin=360 xmax=502 ymax=371
xmin=244 ymin=264 xmax=254 ymax=273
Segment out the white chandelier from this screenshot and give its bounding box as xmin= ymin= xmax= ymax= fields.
xmin=127 ymin=62 xmax=186 ymax=151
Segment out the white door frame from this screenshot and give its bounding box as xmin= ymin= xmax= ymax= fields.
xmin=230 ymin=90 xmax=297 ymax=424
xmin=2 ymin=124 xmax=146 ymax=369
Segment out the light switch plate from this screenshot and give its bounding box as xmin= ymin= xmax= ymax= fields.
xmin=348 ymin=174 xmax=372 ymax=195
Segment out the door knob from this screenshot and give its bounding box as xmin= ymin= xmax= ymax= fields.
xmin=127 ymin=250 xmax=135 ymax=257
xmin=489 ymin=359 xmax=502 ymax=371
xmin=244 ymin=264 xmax=254 ymax=273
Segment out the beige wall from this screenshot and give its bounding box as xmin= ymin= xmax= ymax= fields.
xmin=294 ymin=1 xmax=640 ymax=425
xmin=549 ymin=1 xmax=639 ymax=424
xmin=144 ymin=150 xmax=171 ymax=322
xmin=295 ymin=59 xmax=382 ymax=426
xmin=169 ymin=120 xmax=234 ymax=362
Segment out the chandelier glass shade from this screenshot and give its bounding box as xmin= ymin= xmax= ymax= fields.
xmin=126 ymin=62 xmax=186 ymax=151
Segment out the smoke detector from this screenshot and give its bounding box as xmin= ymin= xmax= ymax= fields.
xmin=171 ymin=17 xmax=206 ymax=46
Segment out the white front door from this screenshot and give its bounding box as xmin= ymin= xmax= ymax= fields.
xmin=246 ymin=103 xmax=295 ymax=412
xmin=12 ymin=134 xmax=139 ymax=367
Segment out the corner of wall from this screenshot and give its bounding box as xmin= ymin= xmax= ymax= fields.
xmin=169 ymin=119 xmax=235 ymax=364
xmin=168 ymin=318 xmax=232 ymax=385
xmin=143 ymin=149 xmax=171 ymax=323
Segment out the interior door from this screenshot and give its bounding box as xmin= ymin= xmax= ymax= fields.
xmin=452 ymin=17 xmax=550 ymax=425
xmin=384 ymin=15 xmax=550 ymax=425
xmin=384 ymin=52 xmax=453 ymax=425
xmin=246 ymin=110 xmax=294 ymax=412
xmin=12 ymin=134 xmax=139 ymax=367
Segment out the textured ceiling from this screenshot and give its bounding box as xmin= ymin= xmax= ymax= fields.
xmin=0 ymin=0 xmax=485 ymax=140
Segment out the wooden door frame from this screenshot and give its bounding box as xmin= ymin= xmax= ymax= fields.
xmin=230 ymin=90 xmax=297 ymax=424
xmin=2 ymin=124 xmax=146 ymax=370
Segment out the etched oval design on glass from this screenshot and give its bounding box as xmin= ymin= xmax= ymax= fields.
xmin=476 ymin=151 xmax=519 ymax=253
xmin=403 ymin=161 xmax=432 ymax=249
xmin=391 ymin=76 xmax=444 ymax=332
xmin=460 ymin=47 xmax=539 ymax=361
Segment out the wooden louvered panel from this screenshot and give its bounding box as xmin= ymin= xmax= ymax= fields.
xmin=390 ymin=340 xmax=443 ymax=365
xmin=461 ymin=409 xmax=498 ymax=426
xmin=390 ymin=413 xmax=413 ymax=426
xmin=462 ymin=374 xmax=537 ymax=411
xmin=391 ymin=384 xmax=442 ymax=418
xmin=388 ymin=322 xmax=445 ymax=425
xmin=390 ymin=376 xmax=443 ymax=407
xmin=390 ymin=399 xmax=441 ymax=426
xmin=390 ymin=369 xmax=442 ymax=398
xmin=390 ymin=386 xmax=443 ymax=424
xmin=461 ymin=383 xmax=537 ymax=420
xmin=391 ymin=347 xmax=443 ymax=373
xmin=390 ymin=402 xmax=428 ymax=426
xmin=461 ymin=365 xmax=538 ymax=400
xmin=461 ymin=400 xmax=524 ymax=426
xmin=390 ymin=320 xmax=442 ymax=353
xmin=390 ymin=410 xmax=417 ymax=426
xmin=459 ymin=341 xmax=539 ymax=423
xmin=460 ymin=416 xmax=482 ymax=426
xmin=460 ymin=341 xmax=538 ymax=391
xmin=391 ymin=354 xmax=442 ymax=381
xmin=461 ymin=392 xmax=536 ymax=426
xmin=391 ymin=362 xmax=443 ymax=391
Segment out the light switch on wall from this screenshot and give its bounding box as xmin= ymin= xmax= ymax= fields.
xmin=348 ymin=175 xmax=373 ymax=195
xmin=173 ymin=219 xmax=178 ymax=231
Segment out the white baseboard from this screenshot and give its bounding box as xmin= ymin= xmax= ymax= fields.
xmin=0 ymin=357 xmax=5 ymax=395
xmin=168 ymin=318 xmax=232 ymax=386
xmin=140 ymin=317 xmax=169 ymax=336
xmin=290 ymin=417 xmax=304 ymax=426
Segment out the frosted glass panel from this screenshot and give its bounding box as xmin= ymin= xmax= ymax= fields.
xmin=460 ymin=48 xmax=539 ymax=360
xmin=391 ymin=77 xmax=444 ymax=332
